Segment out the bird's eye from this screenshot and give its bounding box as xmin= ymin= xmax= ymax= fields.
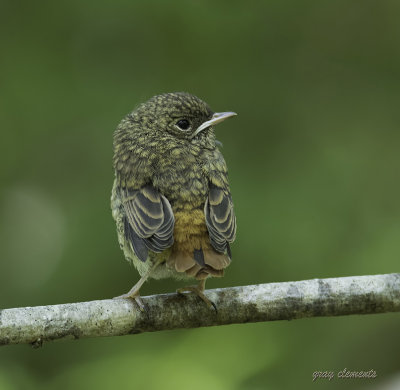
xmin=176 ymin=119 xmax=190 ymax=130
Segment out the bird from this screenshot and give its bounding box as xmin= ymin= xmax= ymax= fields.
xmin=111 ymin=92 xmax=236 ymax=309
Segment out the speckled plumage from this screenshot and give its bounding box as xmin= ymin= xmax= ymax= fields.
xmin=111 ymin=92 xmax=236 ymax=287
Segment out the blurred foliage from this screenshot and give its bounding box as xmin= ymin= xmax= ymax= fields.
xmin=1 ymin=0 xmax=399 ymax=389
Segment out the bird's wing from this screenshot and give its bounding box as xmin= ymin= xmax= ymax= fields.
xmin=122 ymin=185 xmax=174 ymax=262
xmin=204 ymin=183 xmax=236 ymax=257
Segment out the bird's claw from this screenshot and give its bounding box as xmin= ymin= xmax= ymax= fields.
xmin=177 ymin=285 xmax=217 ymax=313
xmin=113 ymin=293 xmax=147 ymax=313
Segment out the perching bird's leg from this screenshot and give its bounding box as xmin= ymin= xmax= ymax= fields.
xmin=177 ymin=278 xmax=217 ymax=312
xmin=114 ymin=259 xmax=163 ymax=311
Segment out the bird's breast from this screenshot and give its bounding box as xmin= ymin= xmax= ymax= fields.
xmin=153 ymin=154 xmax=209 ymax=210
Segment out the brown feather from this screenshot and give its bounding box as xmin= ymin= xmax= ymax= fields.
xmin=203 ymin=250 xmax=231 ymax=270
xmin=202 ymin=267 xmax=224 ymax=278
xmin=185 ymin=263 xmax=203 ymax=277
xmin=195 ymin=270 xmax=209 ymax=279
xmin=172 ymin=251 xmax=197 ymax=272
xmin=168 ymin=208 xmax=232 ymax=280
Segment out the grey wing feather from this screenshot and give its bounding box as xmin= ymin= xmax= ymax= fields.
xmin=204 ymin=183 xmax=236 ymax=257
xmin=123 ymin=216 xmax=148 ymax=262
xmin=122 ymin=185 xmax=175 ymax=261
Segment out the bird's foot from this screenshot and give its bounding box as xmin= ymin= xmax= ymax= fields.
xmin=176 ymin=285 xmax=217 ymax=313
xmin=113 ymin=290 xmax=147 ymax=312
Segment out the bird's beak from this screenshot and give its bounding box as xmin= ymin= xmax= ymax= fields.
xmin=191 ymin=111 xmax=237 ymax=139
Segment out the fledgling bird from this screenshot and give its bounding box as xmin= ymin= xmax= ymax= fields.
xmin=111 ymin=92 xmax=236 ymax=309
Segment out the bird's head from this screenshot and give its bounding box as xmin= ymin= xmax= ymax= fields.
xmin=127 ymin=92 xmax=236 ymax=143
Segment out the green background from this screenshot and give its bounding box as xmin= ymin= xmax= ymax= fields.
xmin=1 ymin=1 xmax=399 ymax=389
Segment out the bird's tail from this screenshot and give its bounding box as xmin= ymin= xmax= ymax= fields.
xmin=167 ymin=247 xmax=231 ymax=280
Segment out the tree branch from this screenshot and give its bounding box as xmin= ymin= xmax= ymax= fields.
xmin=1 ymin=273 xmax=399 ymax=347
